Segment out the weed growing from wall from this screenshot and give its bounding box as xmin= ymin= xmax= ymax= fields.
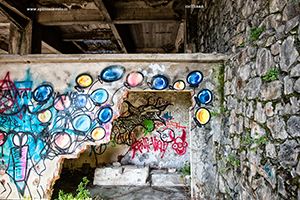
xmin=241 ymin=132 xmax=268 ymax=152
xmin=250 ymin=26 xmax=266 ymax=42
xmin=263 ymin=69 xmax=279 ymax=81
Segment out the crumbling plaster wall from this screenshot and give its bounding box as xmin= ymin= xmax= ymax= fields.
xmin=0 ymin=54 xmax=226 ymax=199
xmin=195 ymin=0 xmax=300 ymax=199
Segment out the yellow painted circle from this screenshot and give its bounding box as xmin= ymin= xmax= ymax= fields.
xmin=77 ymin=74 xmax=92 ymax=87
xmin=38 ymin=110 xmax=52 ymax=123
xmin=92 ymin=127 xmax=106 ymax=141
xmin=173 ymin=80 xmax=185 ymax=90
xmin=196 ymin=108 xmax=210 ymax=125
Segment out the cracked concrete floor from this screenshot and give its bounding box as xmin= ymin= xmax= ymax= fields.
xmin=51 ymin=168 xmax=191 ymax=200
xmin=88 ymin=185 xmax=191 ymax=200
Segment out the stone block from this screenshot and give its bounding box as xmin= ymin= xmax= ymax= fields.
xmin=254 ymin=102 xmax=266 ymax=123
xmin=280 ymin=36 xmax=299 ymax=72
xmin=260 ymin=81 xmax=282 ymax=101
xmin=266 ymin=143 xmax=276 ymax=159
xmin=290 ymin=64 xmax=300 ymax=77
xmin=267 ymin=115 xmax=287 ymax=139
xmin=284 ymin=75 xmax=295 ymax=95
xmin=93 ymin=165 xmax=150 ymax=186
xmin=270 ymin=0 xmax=287 ymax=13
xmin=275 ymin=25 xmax=285 ymax=40
xmin=279 ymin=140 xmax=298 ymax=167
xmin=271 ymin=41 xmax=280 ymax=55
xmin=151 ymin=173 xmax=185 ymax=187
xmin=247 ymin=77 xmax=262 ymax=99
xmin=283 ymin=1 xmax=300 ymax=21
xmin=285 ymin=15 xmax=300 ymax=34
xmin=265 ymin=102 xmax=274 ymax=117
xmin=246 ymin=100 xmax=254 ymax=119
xmin=287 ymin=116 xmax=300 ymax=137
xmin=294 ymin=78 xmax=300 ymax=93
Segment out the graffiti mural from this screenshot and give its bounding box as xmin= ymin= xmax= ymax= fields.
xmin=0 ymin=62 xmax=215 ymax=199
xmin=111 ymin=97 xmax=172 ymax=146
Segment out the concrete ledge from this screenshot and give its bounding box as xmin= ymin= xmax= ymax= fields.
xmin=151 ymin=174 xmax=185 ymax=187
xmin=0 ymin=53 xmax=229 ymax=63
xmin=93 ymin=165 xmax=150 ymax=186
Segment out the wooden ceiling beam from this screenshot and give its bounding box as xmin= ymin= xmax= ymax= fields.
xmin=41 ymin=26 xmax=82 ymax=54
xmin=37 ymin=9 xmax=104 ymax=26
xmin=113 ymin=19 xmax=181 ymax=24
xmin=61 ymin=31 xmax=113 ymax=41
xmin=93 ymin=0 xmax=127 ymax=53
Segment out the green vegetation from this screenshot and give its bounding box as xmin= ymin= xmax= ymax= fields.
xmin=220 ymin=155 xmax=240 ymax=173
xmin=178 ymin=161 xmax=191 ymax=178
xmin=239 ymin=40 xmax=246 ymax=47
xmin=211 ymin=105 xmax=225 ymax=117
xmin=250 ymin=25 xmax=265 ymax=42
xmin=263 ymin=68 xmax=279 ymax=81
xmin=241 ymin=132 xmax=268 ymax=152
xmin=56 ymin=177 xmax=91 ymax=200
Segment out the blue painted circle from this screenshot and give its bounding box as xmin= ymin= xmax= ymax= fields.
xmin=98 ymin=107 xmax=113 ymax=123
xmin=33 ymin=85 xmax=53 ymax=102
xmin=90 ymin=89 xmax=108 ymax=104
xmin=100 ymin=65 xmax=125 ymax=82
xmin=75 ymin=95 xmax=87 ymax=108
xmin=197 ymin=89 xmax=213 ymax=104
xmin=187 ymin=71 xmax=203 ymax=85
xmin=152 ymin=75 xmax=168 ymax=90
xmin=72 ymin=115 xmax=91 ymax=132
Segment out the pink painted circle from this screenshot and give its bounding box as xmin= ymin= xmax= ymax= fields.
xmin=54 ymin=95 xmax=71 ymax=111
xmin=54 ymin=132 xmax=71 ymax=149
xmin=126 ymin=72 xmax=144 ymax=87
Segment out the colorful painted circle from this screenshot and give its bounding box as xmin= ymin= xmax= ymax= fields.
xmin=98 ymin=107 xmax=113 ymax=123
xmin=33 ymin=85 xmax=53 ymax=102
xmin=173 ymin=80 xmax=185 ymax=90
xmin=126 ymin=72 xmax=144 ymax=87
xmin=90 ymin=89 xmax=108 ymax=104
xmin=75 ymin=94 xmax=87 ymax=108
xmin=37 ymin=110 xmax=52 ymax=123
xmin=0 ymin=131 xmax=7 ymax=146
xmin=54 ymin=95 xmax=71 ymax=111
xmin=100 ymin=65 xmax=125 ymax=82
xmin=196 ymin=108 xmax=211 ymax=125
xmin=197 ymin=89 xmax=213 ymax=104
xmin=54 ymin=132 xmax=71 ymax=149
xmin=151 ymin=75 xmax=169 ymax=90
xmin=76 ymin=74 xmax=93 ymax=88
xmin=187 ymin=71 xmax=203 ymax=85
xmin=91 ymin=127 xmax=106 ymax=141
xmin=72 ymin=114 xmax=92 ymax=132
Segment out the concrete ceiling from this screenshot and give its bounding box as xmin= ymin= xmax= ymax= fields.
xmin=0 ymin=0 xmax=186 ymax=54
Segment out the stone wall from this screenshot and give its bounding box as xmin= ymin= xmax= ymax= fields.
xmin=196 ymin=0 xmax=300 ymax=199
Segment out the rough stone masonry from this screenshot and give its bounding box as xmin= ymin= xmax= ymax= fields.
xmin=195 ymin=0 xmax=300 ymax=199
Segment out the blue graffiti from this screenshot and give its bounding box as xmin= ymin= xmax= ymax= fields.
xmin=100 ymin=65 xmax=125 ymax=82
xmin=98 ymin=107 xmax=113 ymax=123
xmin=150 ymin=75 xmax=169 ymax=90
xmin=90 ymin=89 xmax=109 ymax=105
xmin=187 ymin=71 xmax=203 ymax=86
xmin=197 ymin=89 xmax=213 ymax=104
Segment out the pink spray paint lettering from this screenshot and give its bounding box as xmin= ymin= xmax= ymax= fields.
xmin=131 ymin=129 xmax=187 ymax=159
xmin=171 ymin=129 xmax=188 ymax=155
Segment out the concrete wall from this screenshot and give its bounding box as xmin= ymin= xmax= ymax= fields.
xmin=0 ymin=54 xmax=226 ymax=199
xmin=195 ymin=0 xmax=300 ymax=199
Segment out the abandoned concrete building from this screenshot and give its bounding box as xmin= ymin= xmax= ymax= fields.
xmin=0 ymin=0 xmax=300 ymax=199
